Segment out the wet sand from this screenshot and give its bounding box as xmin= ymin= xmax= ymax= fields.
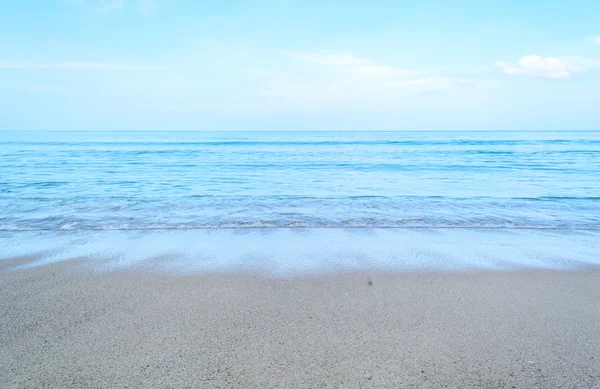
xmin=1 ymin=262 xmax=600 ymax=388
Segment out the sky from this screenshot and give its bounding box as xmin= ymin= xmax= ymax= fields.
xmin=1 ymin=0 xmax=600 ymax=131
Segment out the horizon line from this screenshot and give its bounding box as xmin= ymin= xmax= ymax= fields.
xmin=1 ymin=129 xmax=600 ymax=133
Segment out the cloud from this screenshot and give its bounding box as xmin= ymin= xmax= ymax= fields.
xmin=495 ymin=55 xmax=583 ymax=79
xmin=594 ymin=36 xmax=600 ymax=46
xmin=496 ymin=55 xmax=600 ymax=79
xmin=0 ymin=60 xmax=168 ymax=71
xmin=283 ymin=51 xmax=431 ymax=89
xmin=284 ymin=52 xmax=421 ymax=77
xmin=267 ymin=51 xmax=462 ymax=107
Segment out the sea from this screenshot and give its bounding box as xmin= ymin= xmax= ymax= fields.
xmin=1 ymin=131 xmax=599 ymax=274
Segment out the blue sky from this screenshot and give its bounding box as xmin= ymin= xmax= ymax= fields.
xmin=1 ymin=0 xmax=600 ymax=130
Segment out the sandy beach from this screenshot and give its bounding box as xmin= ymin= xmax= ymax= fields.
xmin=1 ymin=260 xmax=599 ymax=388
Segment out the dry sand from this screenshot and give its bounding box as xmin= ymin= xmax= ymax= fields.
xmin=1 ymin=261 xmax=600 ymax=388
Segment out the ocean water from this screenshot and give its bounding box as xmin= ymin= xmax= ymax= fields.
xmin=1 ymin=131 xmax=599 ymax=230
xmin=1 ymin=131 xmax=599 ymax=273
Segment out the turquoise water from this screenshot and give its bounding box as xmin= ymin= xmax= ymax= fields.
xmin=1 ymin=131 xmax=599 ymax=230
xmin=1 ymin=131 xmax=600 ymax=273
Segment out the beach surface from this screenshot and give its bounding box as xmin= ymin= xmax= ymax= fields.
xmin=1 ymin=260 xmax=600 ymax=388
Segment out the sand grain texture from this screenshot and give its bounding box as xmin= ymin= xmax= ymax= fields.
xmin=1 ymin=263 xmax=600 ymax=388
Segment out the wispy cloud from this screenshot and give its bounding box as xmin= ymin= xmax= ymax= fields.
xmin=284 ymin=52 xmax=422 ymax=78
xmin=0 ymin=60 xmax=168 ymax=71
xmin=593 ymin=36 xmax=600 ymax=46
xmin=283 ymin=51 xmax=443 ymax=96
xmin=258 ymin=51 xmax=464 ymax=112
xmin=496 ymin=55 xmax=600 ymax=79
xmin=496 ymin=55 xmax=580 ymax=79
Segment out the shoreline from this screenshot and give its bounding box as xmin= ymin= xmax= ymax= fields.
xmin=2 ymin=228 xmax=600 ymax=274
xmin=2 ymin=264 xmax=600 ymax=388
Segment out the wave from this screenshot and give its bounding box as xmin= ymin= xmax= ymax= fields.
xmin=2 ymin=216 xmax=599 ymax=232
xmin=2 ymin=132 xmax=599 ymax=234
xmin=4 ymin=194 xmax=600 ymax=202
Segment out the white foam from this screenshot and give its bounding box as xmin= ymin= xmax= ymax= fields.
xmin=1 ymin=228 xmax=599 ymax=275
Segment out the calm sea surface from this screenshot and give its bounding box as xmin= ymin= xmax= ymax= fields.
xmin=1 ymin=131 xmax=599 ymax=230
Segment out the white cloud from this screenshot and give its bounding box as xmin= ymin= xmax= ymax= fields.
xmin=495 ymin=55 xmax=581 ymax=79
xmin=0 ymin=60 xmax=168 ymax=71
xmin=285 ymin=52 xmax=421 ymax=77
xmin=496 ymin=55 xmax=600 ymax=79
xmin=264 ymin=51 xmax=464 ymax=109
xmin=284 ymin=51 xmax=431 ymax=88
xmin=593 ymin=36 xmax=600 ymax=46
